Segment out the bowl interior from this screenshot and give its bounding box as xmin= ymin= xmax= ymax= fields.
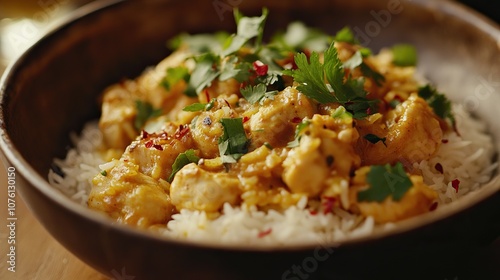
xmin=1 ymin=0 xmax=500 ymax=249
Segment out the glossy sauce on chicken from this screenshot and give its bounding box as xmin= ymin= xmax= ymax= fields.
xmin=88 ymin=15 xmax=453 ymax=229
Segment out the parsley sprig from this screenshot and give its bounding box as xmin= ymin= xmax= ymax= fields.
xmin=418 ymin=84 xmax=456 ymax=128
xmin=357 ymin=162 xmax=413 ymax=202
xmin=218 ymin=118 xmax=250 ymax=163
xmin=285 ymin=42 xmax=378 ymax=119
xmin=168 ymin=149 xmax=200 ymax=182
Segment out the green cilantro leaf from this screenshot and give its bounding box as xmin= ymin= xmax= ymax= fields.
xmin=134 ymin=100 xmax=162 ymax=130
xmin=273 ymin=21 xmax=331 ymax=52
xmin=182 ymin=103 xmax=208 ymax=112
xmin=182 ymin=98 xmax=217 ymax=112
xmin=219 ymin=118 xmax=250 ymax=163
xmin=168 ymin=149 xmax=200 ymax=182
xmin=222 ymin=8 xmax=269 ymax=56
xmin=185 ymin=53 xmax=220 ymax=96
xmin=363 ymin=134 xmax=387 ymax=146
xmin=357 ymin=162 xmax=413 ymax=202
xmin=333 ymin=26 xmax=358 ymax=44
xmin=160 ymin=66 xmax=190 ymax=90
xmin=285 ymin=42 xmax=378 ymax=118
xmin=286 ymin=119 xmax=310 ymax=148
xmin=286 ymin=50 xmax=336 ymax=103
xmin=168 ymin=32 xmax=230 ymax=54
xmin=240 ymin=83 xmax=266 ymax=104
xmin=391 ymin=44 xmax=417 ymax=67
xmin=418 ymin=84 xmax=456 ymax=127
xmin=331 ymin=106 xmax=353 ymax=120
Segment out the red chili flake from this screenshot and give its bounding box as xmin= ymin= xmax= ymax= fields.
xmin=243 ymin=116 xmax=250 ymax=123
xmin=155 ymin=144 xmax=163 ymax=151
xmin=322 ymin=196 xmax=337 ymax=214
xmin=291 ymin=117 xmax=302 ymax=124
xmin=145 ymin=139 xmax=164 ymax=151
xmin=253 ymin=60 xmax=268 ymax=76
xmin=429 ymin=202 xmax=438 ymax=211
xmin=141 ymin=130 xmax=149 ymax=139
xmin=175 ymin=125 xmax=190 ymax=139
xmin=441 ymin=139 xmax=449 ymax=144
xmin=435 ymin=163 xmax=444 ymax=174
xmin=257 ymin=228 xmax=272 ymax=238
xmin=451 ymin=179 xmax=460 ymax=193
xmin=204 ymin=89 xmax=210 ymax=103
xmin=309 ymin=210 xmax=318 ymax=216
xmin=223 ymin=99 xmax=231 ymax=108
xmin=366 ymin=107 xmax=372 ymax=115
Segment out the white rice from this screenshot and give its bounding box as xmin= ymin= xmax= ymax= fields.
xmin=48 ymin=104 xmax=496 ymax=245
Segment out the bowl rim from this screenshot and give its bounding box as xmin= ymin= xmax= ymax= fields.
xmin=1 ymin=0 xmax=500 ymax=252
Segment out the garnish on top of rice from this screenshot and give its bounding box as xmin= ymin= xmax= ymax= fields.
xmin=48 ymin=9 xmax=496 ymax=244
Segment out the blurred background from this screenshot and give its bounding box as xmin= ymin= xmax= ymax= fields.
xmin=0 ymin=0 xmax=498 ymax=74
xmin=0 ymin=0 xmax=94 ymax=73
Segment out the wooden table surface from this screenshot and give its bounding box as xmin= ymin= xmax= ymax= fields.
xmin=0 ymin=161 xmax=109 ymax=280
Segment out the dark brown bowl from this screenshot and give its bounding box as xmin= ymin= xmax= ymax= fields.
xmin=1 ymin=0 xmax=500 ymax=279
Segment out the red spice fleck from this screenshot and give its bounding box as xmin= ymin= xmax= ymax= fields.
xmin=154 ymin=144 xmax=163 ymax=151
xmin=223 ymin=99 xmax=231 ymax=108
xmin=309 ymin=210 xmax=318 ymax=216
xmin=322 ymin=196 xmax=337 ymax=214
xmin=366 ymin=107 xmax=372 ymax=115
xmin=257 ymin=228 xmax=272 ymax=238
xmin=441 ymin=139 xmax=449 ymax=144
xmin=204 ymin=89 xmax=210 ymax=103
xmin=291 ymin=117 xmax=302 ymax=124
xmin=243 ymin=116 xmax=250 ymax=123
xmin=145 ymin=140 xmax=163 ymax=151
xmin=429 ymin=202 xmax=438 ymax=211
xmin=435 ymin=163 xmax=444 ymax=174
xmin=253 ymin=60 xmax=269 ymax=76
xmin=175 ymin=125 xmax=190 ymax=139
xmin=141 ymin=130 xmax=149 ymax=139
xmin=451 ymin=179 xmax=460 ymax=193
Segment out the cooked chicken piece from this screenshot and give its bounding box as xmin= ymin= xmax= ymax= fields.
xmin=349 ymin=166 xmax=438 ymax=223
xmin=356 ymin=93 xmax=443 ymax=167
xmin=122 ymin=123 xmax=195 ymax=180
xmin=99 ymin=83 xmax=138 ymax=149
xmin=244 ymin=86 xmax=316 ymax=149
xmin=170 ymin=163 xmax=241 ymax=212
xmin=234 ymin=145 xmax=286 ymax=178
xmin=239 ymin=175 xmax=305 ymax=210
xmin=226 ymin=146 xmax=303 ymax=209
xmin=99 ymin=49 xmax=194 ymax=150
xmin=282 ymin=114 xmax=361 ymax=197
xmin=198 ymin=78 xmax=241 ymax=103
xmin=89 ymin=160 xmax=174 ymax=228
xmin=190 ymin=99 xmax=238 ymax=158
